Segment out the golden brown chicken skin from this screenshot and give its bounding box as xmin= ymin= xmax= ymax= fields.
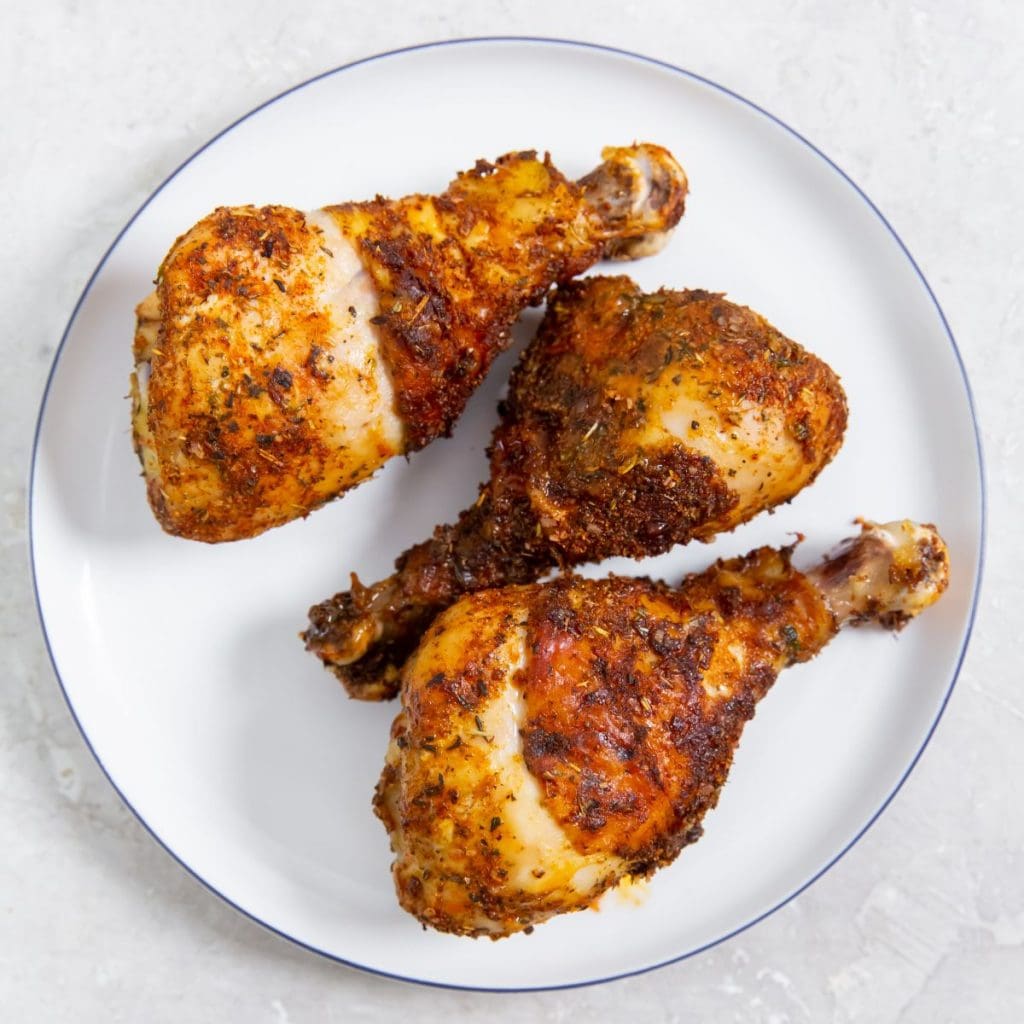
xmin=374 ymin=520 xmax=949 ymax=938
xmin=132 ymin=146 xmax=688 ymax=542
xmin=306 ymin=275 xmax=848 ymax=698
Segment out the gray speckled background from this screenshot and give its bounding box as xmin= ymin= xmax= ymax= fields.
xmin=3 ymin=1 xmax=1022 ymax=1019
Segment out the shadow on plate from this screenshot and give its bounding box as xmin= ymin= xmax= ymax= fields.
xmin=223 ymin=609 xmax=398 ymax=915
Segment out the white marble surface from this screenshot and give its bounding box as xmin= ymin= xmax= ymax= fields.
xmin=2 ymin=1 xmax=1022 ymax=1018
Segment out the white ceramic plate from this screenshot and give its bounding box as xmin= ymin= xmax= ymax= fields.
xmin=31 ymin=39 xmax=983 ymax=990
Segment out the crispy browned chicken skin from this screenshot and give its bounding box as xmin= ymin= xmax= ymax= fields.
xmin=306 ymin=275 xmax=848 ymax=698
xmin=132 ymin=146 xmax=687 ymax=542
xmin=375 ymin=520 xmax=949 ymax=938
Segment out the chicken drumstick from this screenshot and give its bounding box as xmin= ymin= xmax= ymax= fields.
xmin=306 ymin=276 xmax=848 ymax=698
xmin=132 ymin=146 xmax=687 ymax=542
xmin=375 ymin=520 xmax=949 ymax=938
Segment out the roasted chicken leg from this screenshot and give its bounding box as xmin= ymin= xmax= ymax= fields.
xmin=131 ymin=146 xmax=687 ymax=542
xmin=375 ymin=520 xmax=949 ymax=938
xmin=306 ymin=276 xmax=848 ymax=698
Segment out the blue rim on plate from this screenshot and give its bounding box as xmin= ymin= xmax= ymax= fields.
xmin=29 ymin=36 xmax=986 ymax=992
